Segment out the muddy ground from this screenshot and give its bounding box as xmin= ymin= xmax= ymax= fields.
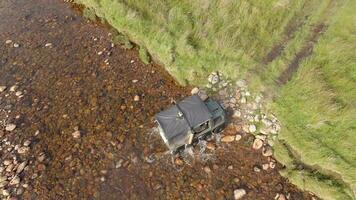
xmin=0 ymin=0 xmax=318 ymax=199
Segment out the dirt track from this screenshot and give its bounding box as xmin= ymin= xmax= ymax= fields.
xmin=0 ymin=0 xmax=318 ymax=199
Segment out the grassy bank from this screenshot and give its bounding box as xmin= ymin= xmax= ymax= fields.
xmin=273 ymin=1 xmax=356 ymax=199
xmin=75 ymin=0 xmax=356 ymax=198
xmin=75 ymin=0 xmax=312 ymax=85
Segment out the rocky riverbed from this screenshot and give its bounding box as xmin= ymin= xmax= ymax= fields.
xmin=0 ymin=0 xmax=319 ymax=199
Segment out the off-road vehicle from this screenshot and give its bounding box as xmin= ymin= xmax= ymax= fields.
xmin=155 ymin=94 xmax=226 ymax=153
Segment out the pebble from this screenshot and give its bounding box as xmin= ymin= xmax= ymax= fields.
xmin=0 ymin=86 xmax=6 ymax=92
xmin=252 ymin=138 xmax=263 ymax=150
xmin=203 ymin=166 xmax=211 ymax=173
xmin=17 ymin=147 xmax=29 ymax=154
xmin=9 ymin=176 xmax=20 ymax=185
xmin=248 ymin=124 xmax=256 ymax=133
xmin=16 ymin=187 xmax=24 ymax=195
xmin=236 ymin=80 xmax=247 ymax=88
xmin=5 ymin=123 xmax=16 ymax=131
xmin=174 ymin=157 xmax=183 ymax=166
xmin=134 ymin=95 xmax=140 ymax=101
xmin=262 ymin=146 xmax=273 ymax=157
xmin=235 ymin=134 xmax=242 ymax=141
xmin=234 ymin=188 xmax=246 ymax=200
xmin=240 ymin=97 xmax=246 ymax=104
xmin=16 ymin=161 xmax=28 ymax=174
xmin=262 ymin=163 xmax=269 ymax=170
xmin=45 ymin=43 xmax=52 ymax=47
xmin=132 ymin=79 xmax=138 ymax=83
xmin=278 ymin=194 xmax=287 ymax=200
xmin=269 ymin=161 xmax=276 ymax=169
xmin=2 ymin=189 xmax=10 ymax=196
xmin=23 ymin=140 xmax=31 ymax=147
xmin=9 ymin=85 xmax=18 ymax=92
xmin=191 ymin=87 xmax=199 ymax=95
xmin=232 ymin=110 xmax=241 ymax=118
xmin=5 ymin=40 xmax=12 ymax=44
xmin=13 ymin=43 xmax=20 ymax=48
xmin=38 ymin=153 xmax=46 ymax=162
xmin=3 ymin=160 xmax=11 ymax=166
xmin=253 ymin=166 xmax=261 ymax=172
xmin=221 ymin=135 xmax=235 ymax=143
xmin=0 ymin=180 xmax=8 ymax=188
xmin=206 ymin=142 xmax=216 ymax=151
xmin=72 ymin=130 xmax=81 ymax=139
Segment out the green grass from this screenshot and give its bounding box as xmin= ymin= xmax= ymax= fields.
xmin=75 ymin=0 xmax=312 ymax=85
xmin=273 ymin=1 xmax=356 ymax=198
xmin=75 ymin=0 xmax=356 ymax=198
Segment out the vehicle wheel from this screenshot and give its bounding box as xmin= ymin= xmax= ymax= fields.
xmin=213 ymin=126 xmax=223 ymax=134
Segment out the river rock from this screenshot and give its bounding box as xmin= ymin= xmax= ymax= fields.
xmin=234 ymin=188 xmax=246 ymax=199
xmin=2 ymin=189 xmax=9 ymax=196
xmin=16 ymin=161 xmax=27 ymax=174
xmin=191 ymin=87 xmax=199 ymax=95
xmin=9 ymin=176 xmax=20 ymax=185
xmin=232 ymin=110 xmax=241 ymax=118
xmin=235 ymin=134 xmax=242 ymax=141
xmin=221 ymin=135 xmax=235 ymax=143
xmin=262 ymin=146 xmax=273 ymax=157
xmin=252 ymin=138 xmax=263 ymax=150
xmin=5 ymin=124 xmax=16 ymax=131
xmin=0 ymin=86 xmax=6 ymax=92
xmin=248 ymin=124 xmax=256 ymax=133
xmin=134 ymin=95 xmax=140 ymax=101
xmin=17 ymin=147 xmax=29 ymax=154
xmin=72 ymin=130 xmax=81 ymax=139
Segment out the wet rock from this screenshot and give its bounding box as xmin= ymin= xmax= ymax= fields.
xmin=23 ymin=140 xmax=31 ymax=147
xmin=206 ymin=142 xmax=216 ymax=151
xmin=9 ymin=85 xmax=18 ymax=92
xmin=3 ymin=160 xmax=11 ymax=166
xmin=248 ymin=124 xmax=256 ymax=133
xmin=269 ymin=161 xmax=276 ymax=169
xmin=17 ymin=147 xmax=29 ymax=154
xmin=0 ymin=86 xmax=6 ymax=92
xmin=9 ymin=176 xmax=20 ymax=185
xmin=134 ymin=95 xmax=140 ymax=101
xmin=6 ymin=164 xmax=14 ymax=172
xmin=0 ymin=180 xmax=8 ymax=188
xmin=235 ymin=134 xmax=242 ymax=141
xmin=72 ymin=130 xmax=81 ymax=139
xmin=2 ymin=189 xmax=10 ymax=196
xmin=234 ymin=188 xmax=246 ymax=199
xmin=174 ymin=157 xmax=183 ymax=166
xmin=15 ymin=91 xmax=23 ymax=96
xmin=45 ymin=43 xmax=52 ymax=47
xmin=252 ymin=139 xmax=263 ymax=150
xmin=262 ymin=163 xmax=269 ymax=170
xmin=253 ymin=166 xmax=261 ymax=172
xmin=16 ymin=187 xmax=24 ymax=195
xmin=191 ymin=87 xmax=199 ymax=95
xmin=203 ymin=166 xmax=211 ymax=173
xmin=5 ymin=124 xmax=16 ymax=131
xmin=278 ymin=194 xmax=287 ymax=200
xmin=221 ymin=135 xmax=235 ymax=143
xmin=16 ymin=161 xmax=27 ymax=174
xmin=232 ymin=110 xmax=241 ymax=118
xmin=262 ymin=146 xmax=273 ymax=157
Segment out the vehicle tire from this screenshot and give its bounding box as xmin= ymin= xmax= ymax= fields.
xmin=213 ymin=126 xmax=223 ymax=134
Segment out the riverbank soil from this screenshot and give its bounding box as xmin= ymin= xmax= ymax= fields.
xmin=0 ymin=0 xmax=317 ymax=199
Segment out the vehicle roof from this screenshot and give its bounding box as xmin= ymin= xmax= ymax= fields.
xmin=155 ymin=95 xmax=212 ymax=142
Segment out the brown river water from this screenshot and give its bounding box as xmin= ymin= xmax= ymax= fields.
xmin=0 ymin=0 xmax=318 ymax=199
